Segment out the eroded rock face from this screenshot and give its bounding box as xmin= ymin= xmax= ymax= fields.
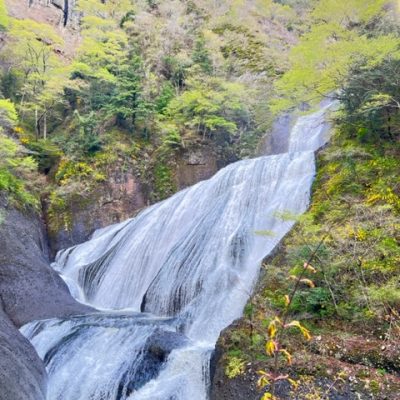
xmin=48 ymin=170 xmax=147 ymax=255
xmin=5 ymin=0 xmax=81 ymax=29
xmin=175 ymin=142 xmax=235 ymax=190
xmin=0 ymin=197 xmax=92 ymax=327
xmin=47 ymin=143 xmax=229 ymax=255
xmin=0 ymin=307 xmax=47 ymax=400
xmin=0 ymin=196 xmax=93 ymax=400
xmin=261 ymin=113 xmax=293 ymax=156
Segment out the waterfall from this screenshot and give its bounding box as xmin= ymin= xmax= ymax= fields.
xmin=21 ymin=102 xmax=335 ymax=400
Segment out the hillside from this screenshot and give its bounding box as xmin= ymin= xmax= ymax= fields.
xmin=0 ymin=0 xmax=313 ymax=252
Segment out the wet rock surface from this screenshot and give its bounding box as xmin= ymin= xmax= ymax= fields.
xmin=0 ymin=197 xmax=92 ymax=326
xmin=0 ymin=307 xmax=47 ymax=400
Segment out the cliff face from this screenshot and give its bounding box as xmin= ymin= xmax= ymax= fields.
xmin=175 ymin=142 xmax=233 ymax=190
xmin=47 ymin=167 xmax=148 ymax=255
xmin=5 ymin=0 xmax=80 ymax=29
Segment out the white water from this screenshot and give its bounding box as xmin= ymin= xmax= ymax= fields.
xmin=21 ymin=102 xmax=335 ymax=400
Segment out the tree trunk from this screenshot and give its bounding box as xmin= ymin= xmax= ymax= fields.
xmin=35 ymin=107 xmax=39 ymax=140
xmin=43 ymin=112 xmax=47 ymax=141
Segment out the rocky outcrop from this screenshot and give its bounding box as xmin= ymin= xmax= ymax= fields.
xmin=0 ymin=195 xmax=93 ymax=400
xmin=5 ymin=0 xmax=81 ymax=29
xmin=47 ymin=169 xmax=147 ymax=255
xmin=175 ymin=143 xmax=221 ymax=190
xmin=260 ymin=113 xmax=293 ymax=156
xmin=175 ymin=139 xmax=237 ymax=190
xmin=0 ymin=307 xmax=47 ymax=400
xmin=47 ymin=142 xmax=231 ymax=255
xmin=0 ymin=196 xmax=92 ymax=326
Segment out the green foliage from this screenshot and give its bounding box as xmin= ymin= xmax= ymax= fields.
xmin=55 ymin=159 xmax=106 ymax=186
xmin=153 ymin=161 xmax=176 ymax=201
xmin=155 ymin=82 xmax=175 ymax=114
xmin=0 ymin=0 xmax=8 ymax=30
xmin=291 ymin=287 xmax=336 ymax=317
xmin=192 ymin=36 xmax=213 ymax=74
xmin=277 ymin=109 xmax=400 ymax=325
xmin=55 ymin=111 xmax=102 ymax=157
xmin=160 ymin=124 xmax=183 ymax=150
xmin=273 ymin=0 xmax=400 ymax=111
xmin=338 ymin=58 xmax=400 ymax=144
xmin=24 ymin=139 xmax=62 ymax=174
xmin=225 ymin=356 xmax=245 ymax=379
xmin=2 ymin=17 xmax=67 ymax=139
xmin=106 ymin=56 xmax=151 ymax=130
xmin=0 ymin=133 xmax=39 ymax=208
xmin=0 ymin=0 xmax=313 ymax=207
xmin=166 ymin=77 xmax=249 ymax=139
xmin=311 ymin=0 xmax=387 ymax=25
xmin=0 ymin=98 xmax=17 ymax=129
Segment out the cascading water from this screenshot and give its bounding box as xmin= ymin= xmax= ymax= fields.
xmin=21 ymin=101 xmax=335 ymax=400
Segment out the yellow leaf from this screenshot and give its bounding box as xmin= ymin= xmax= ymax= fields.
xmin=267 ymin=321 xmax=277 ymax=339
xmin=257 ymin=376 xmax=270 ymax=389
xmin=285 ymin=320 xmax=301 ymax=328
xmin=300 ymin=326 xmax=312 ymax=341
xmin=304 ymin=262 xmax=317 ymax=273
xmin=256 ymin=370 xmax=268 ymax=375
xmin=285 ymin=320 xmax=312 ymax=341
xmin=280 ymin=349 xmax=292 ymax=365
xmin=284 ymin=295 xmax=290 ymax=306
xmin=265 ymin=340 xmax=276 ymax=356
xmin=261 ymin=393 xmax=274 ymax=400
xmin=300 ymin=278 xmax=315 ymax=288
xmin=288 ymin=378 xmax=299 ymax=389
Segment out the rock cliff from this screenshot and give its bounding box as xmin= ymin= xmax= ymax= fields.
xmin=0 ymin=195 xmax=93 ymax=399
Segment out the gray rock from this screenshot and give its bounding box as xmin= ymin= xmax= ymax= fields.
xmin=0 ymin=306 xmax=47 ymax=400
xmin=0 ymin=196 xmax=92 ymax=327
xmin=0 ymin=195 xmax=93 ymax=399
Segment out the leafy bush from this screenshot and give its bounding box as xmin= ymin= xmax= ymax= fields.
xmin=0 ymin=133 xmax=40 ymax=208
xmin=225 ymin=356 xmax=245 ymax=379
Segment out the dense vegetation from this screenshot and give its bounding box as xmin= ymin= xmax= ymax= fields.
xmin=0 ymin=0 xmax=313 ymax=220
xmin=217 ymin=1 xmax=400 ymax=398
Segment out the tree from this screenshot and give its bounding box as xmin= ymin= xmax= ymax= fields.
xmin=106 ymin=55 xmax=148 ymax=128
xmin=338 ymin=58 xmax=400 ymax=142
xmin=2 ymin=18 xmax=66 ymax=139
xmin=166 ymin=76 xmax=250 ymax=139
xmin=192 ymin=35 xmax=213 ymax=74
xmin=272 ymin=0 xmax=400 ymax=111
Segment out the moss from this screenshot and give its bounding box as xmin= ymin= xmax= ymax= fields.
xmin=47 ymin=191 xmax=72 ymax=234
xmin=224 ymin=356 xmax=246 ymax=379
xmin=152 ymin=161 xmax=176 ymax=201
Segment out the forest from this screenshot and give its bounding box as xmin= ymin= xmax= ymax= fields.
xmin=0 ymin=0 xmax=399 ymax=399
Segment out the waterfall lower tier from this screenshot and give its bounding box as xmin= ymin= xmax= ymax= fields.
xmin=21 ymin=102 xmax=335 ymax=400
